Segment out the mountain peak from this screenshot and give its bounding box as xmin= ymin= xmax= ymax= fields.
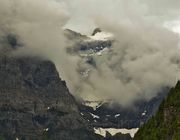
xmin=92 ymin=28 xmax=102 ymax=36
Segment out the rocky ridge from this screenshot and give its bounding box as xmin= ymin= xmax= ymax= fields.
xmin=0 ymin=36 xmax=103 ymax=140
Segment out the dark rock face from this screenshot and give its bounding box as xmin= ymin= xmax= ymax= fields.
xmin=79 ymin=90 xmax=169 ymax=129
xmin=92 ymin=28 xmax=102 ymax=36
xmin=64 ymin=28 xmax=112 ymax=55
xmin=64 ymin=29 xmax=88 ymax=42
xmin=0 ymin=55 xmax=103 ymax=140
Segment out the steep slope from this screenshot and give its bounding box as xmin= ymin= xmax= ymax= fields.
xmin=134 ymin=81 xmax=180 ymax=140
xmin=79 ymin=90 xmax=168 ymax=129
xmin=0 ymin=38 xmax=103 ymax=140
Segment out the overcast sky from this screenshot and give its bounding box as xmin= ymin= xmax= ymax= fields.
xmin=62 ymin=0 xmax=180 ymax=35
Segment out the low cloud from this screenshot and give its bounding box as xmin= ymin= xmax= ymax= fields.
xmin=63 ymin=0 xmax=180 ymax=105
xmin=0 ymin=0 xmax=180 ymax=106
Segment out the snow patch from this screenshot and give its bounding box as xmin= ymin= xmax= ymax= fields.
xmin=94 ymin=128 xmax=139 ymax=138
xmin=84 ymin=101 xmax=104 ymax=110
xmin=44 ymin=128 xmax=49 ymax=132
xmin=88 ymin=32 xmax=113 ymax=41
xmin=142 ymin=110 xmax=147 ymax=116
xmin=115 ymin=114 xmax=120 ymax=118
xmin=90 ymin=113 xmax=100 ymax=119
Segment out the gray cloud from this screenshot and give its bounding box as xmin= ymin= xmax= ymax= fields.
xmin=0 ymin=0 xmax=82 ymax=96
xmin=0 ymin=0 xmax=180 ymax=106
xmin=79 ymin=24 xmax=180 ymax=105
xmin=63 ymin=0 xmax=180 ymax=105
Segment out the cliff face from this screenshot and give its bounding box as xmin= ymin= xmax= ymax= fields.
xmin=134 ymin=81 xmax=180 ymax=140
xmin=0 ymin=54 xmax=102 ymax=140
xmin=79 ymin=91 xmax=168 ymax=129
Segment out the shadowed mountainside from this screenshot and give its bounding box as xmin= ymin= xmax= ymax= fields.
xmin=0 ymin=38 xmax=103 ymax=140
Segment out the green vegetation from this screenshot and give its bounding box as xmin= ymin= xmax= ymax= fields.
xmin=0 ymin=135 xmax=5 ymax=140
xmin=134 ymin=81 xmax=180 ymax=140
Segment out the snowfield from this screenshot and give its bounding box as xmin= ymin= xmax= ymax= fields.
xmin=84 ymin=101 xmax=104 ymax=110
xmin=94 ymin=127 xmax=139 ymax=138
xmin=88 ymin=32 xmax=114 ymax=41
